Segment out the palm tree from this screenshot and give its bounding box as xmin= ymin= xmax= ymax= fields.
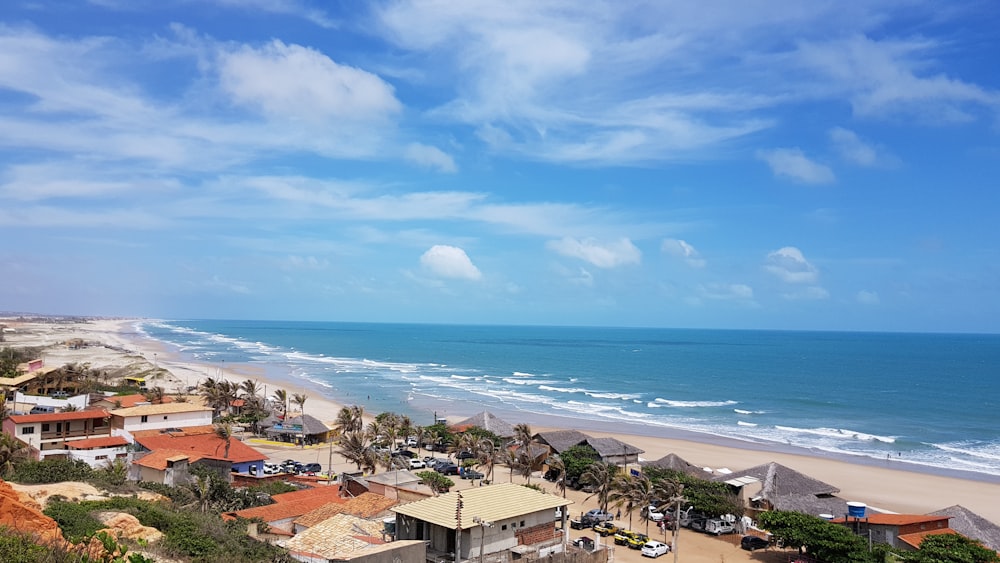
xmin=334 ymin=405 xmax=363 ymax=437
xmin=272 ymin=389 xmax=289 ymax=418
xmin=0 ymin=432 xmax=28 ymax=478
xmin=240 ymin=379 xmax=262 ymax=401
xmin=546 ymin=454 xmax=568 ymax=497
xmin=291 ymin=393 xmax=308 ymax=416
xmin=609 ymin=473 xmax=653 ymax=530
xmin=474 ymin=437 xmax=498 ymax=482
xmin=143 ymin=385 xmax=166 ymax=404
xmin=214 ymin=422 xmax=234 ymax=459
xmin=188 ymin=474 xmax=213 ymax=513
xmin=580 ymin=461 xmax=617 ymax=513
xmin=338 ymin=430 xmax=374 ymax=471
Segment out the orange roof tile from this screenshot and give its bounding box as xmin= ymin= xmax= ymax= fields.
xmin=832 ymin=514 xmax=951 ymax=526
xmin=133 ymin=450 xmax=201 ymax=470
xmin=898 ymin=529 xmax=959 ymax=549
xmin=227 ymin=490 xmax=345 ymax=524
xmin=131 ymin=425 xmax=216 ymax=439
xmin=133 ymin=430 xmax=264 ymax=464
xmin=295 ymin=492 xmax=396 ymax=528
xmin=96 ymin=394 xmax=174 ymax=408
xmin=67 ymin=436 xmax=129 ymax=449
xmin=271 ymin=485 xmax=346 ymax=504
xmin=7 ymin=410 xmax=110 ymax=424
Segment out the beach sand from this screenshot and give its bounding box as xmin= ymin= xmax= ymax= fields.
xmin=4 ymin=317 xmax=1000 ymax=561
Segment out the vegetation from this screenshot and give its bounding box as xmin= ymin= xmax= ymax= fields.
xmin=642 ymin=465 xmax=742 ymax=517
xmin=416 ymin=470 xmax=454 ymax=493
xmin=11 ymin=458 xmax=96 ymax=484
xmin=559 ymin=444 xmax=600 ymax=482
xmin=902 ymin=533 xmax=1000 ymax=563
xmin=758 ymin=511 xmax=885 ymax=563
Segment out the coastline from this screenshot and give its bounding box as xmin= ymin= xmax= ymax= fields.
xmin=6 ymin=317 xmax=1000 ymax=526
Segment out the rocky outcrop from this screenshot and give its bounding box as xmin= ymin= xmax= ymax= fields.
xmin=0 ymin=479 xmax=66 ymax=547
xmin=96 ymin=512 xmax=164 ymax=543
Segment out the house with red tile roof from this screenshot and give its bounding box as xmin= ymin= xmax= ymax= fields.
xmin=90 ymin=393 xmax=174 ymax=410
xmin=2 ymin=409 xmax=127 ymax=467
xmin=130 ymin=427 xmax=267 ymax=482
xmin=109 ymin=402 xmax=213 ymax=437
xmin=223 ymin=484 xmax=347 ymax=538
xmin=832 ymin=513 xmax=953 ymax=551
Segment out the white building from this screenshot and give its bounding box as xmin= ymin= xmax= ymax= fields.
xmin=2 ymin=409 xmax=129 ymax=467
xmin=110 ymin=402 xmax=214 ymax=436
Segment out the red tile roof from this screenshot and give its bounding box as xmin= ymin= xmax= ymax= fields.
xmin=67 ymin=436 xmax=129 ymax=449
xmin=225 ymin=486 xmax=345 ymax=524
xmin=898 ymin=529 xmax=959 ymax=549
xmin=832 ymin=514 xmax=951 ymax=526
xmin=96 ymin=394 xmax=174 ymax=408
xmin=133 ymin=430 xmax=264 ymax=464
xmin=133 ymin=449 xmax=201 ymax=470
xmin=7 ymin=410 xmax=110 ymax=424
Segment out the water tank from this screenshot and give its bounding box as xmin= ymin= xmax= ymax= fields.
xmin=383 ymin=518 xmax=396 ymax=536
xmin=846 ymin=502 xmax=867 ymax=518
xmin=818 ymin=513 xmax=834 ymax=520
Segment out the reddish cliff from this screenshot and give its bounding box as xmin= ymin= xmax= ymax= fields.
xmin=0 ymin=478 xmax=67 ymax=547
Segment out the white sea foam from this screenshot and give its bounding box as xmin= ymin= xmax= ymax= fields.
xmin=733 ymin=408 xmax=767 ymax=415
xmin=650 ymin=398 xmax=738 ymax=408
xmin=774 ymin=425 xmax=896 ymax=444
xmin=737 ymin=421 xmax=757 ymax=427
xmin=933 ymin=443 xmax=1000 ymax=461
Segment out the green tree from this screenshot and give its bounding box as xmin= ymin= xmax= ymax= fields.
xmin=580 ymin=462 xmax=618 ymax=514
xmin=416 ymin=470 xmax=454 ymax=494
xmin=561 ymin=444 xmax=600 ymax=482
xmin=903 ymin=533 xmax=1000 ymax=563
xmin=758 ymin=511 xmax=875 ymax=563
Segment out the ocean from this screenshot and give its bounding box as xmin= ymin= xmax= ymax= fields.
xmin=135 ymin=320 xmax=1000 ymax=480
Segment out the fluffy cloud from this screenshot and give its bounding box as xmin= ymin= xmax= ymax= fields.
xmin=757 ymin=148 xmax=835 ymax=184
xmin=404 ymin=143 xmax=458 ymax=173
xmin=661 ymin=238 xmax=706 ymax=268
xmin=829 ymin=127 xmax=896 ymax=167
xmin=420 ymin=245 xmax=482 ymax=280
xmin=547 ymin=237 xmax=641 ymax=268
xmin=218 ymin=40 xmax=402 ymax=121
xmin=765 ymin=247 xmax=819 ymax=284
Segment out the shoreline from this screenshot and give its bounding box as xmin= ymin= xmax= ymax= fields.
xmin=6 ymin=317 xmax=1000 ymax=526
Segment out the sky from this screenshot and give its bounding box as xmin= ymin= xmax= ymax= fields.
xmin=1 ymin=1 xmax=999 ymax=333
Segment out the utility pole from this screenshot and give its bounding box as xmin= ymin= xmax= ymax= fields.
xmin=455 ymin=491 xmax=463 ymax=563
xmin=672 ymin=484 xmax=686 ymax=563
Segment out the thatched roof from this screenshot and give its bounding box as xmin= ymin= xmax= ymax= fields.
xmin=928 ymin=505 xmax=1000 ymax=552
xmin=769 ymin=493 xmax=858 ymax=517
xmin=718 ymin=462 xmax=840 ymax=498
xmin=642 ymin=453 xmax=703 ymax=477
xmin=451 ymin=411 xmax=516 ymax=438
xmin=533 ymin=429 xmax=643 ymax=459
xmin=265 ymin=413 xmax=330 ymax=436
xmin=534 ymin=429 xmax=589 ymax=453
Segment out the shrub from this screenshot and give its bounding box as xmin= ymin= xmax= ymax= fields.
xmin=11 ymin=458 xmax=94 ymax=484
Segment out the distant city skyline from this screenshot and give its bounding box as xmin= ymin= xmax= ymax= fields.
xmin=1 ymin=2 xmax=998 ymax=333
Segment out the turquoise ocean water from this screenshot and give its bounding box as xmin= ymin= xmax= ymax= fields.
xmin=136 ymin=320 xmax=1000 ymax=479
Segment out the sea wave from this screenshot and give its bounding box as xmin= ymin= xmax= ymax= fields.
xmin=733 ymin=408 xmax=767 ymax=415
xmin=774 ymin=425 xmax=896 ymax=444
xmin=650 ymin=398 xmax=738 ymax=408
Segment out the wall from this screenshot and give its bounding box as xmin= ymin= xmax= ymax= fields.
xmin=14 ymin=391 xmax=89 ymax=411
xmin=121 ymin=409 xmax=213 ymax=432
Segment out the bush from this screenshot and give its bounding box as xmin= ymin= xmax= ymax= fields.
xmin=0 ymin=526 xmax=50 ymax=562
xmin=11 ymin=458 xmax=95 ymax=484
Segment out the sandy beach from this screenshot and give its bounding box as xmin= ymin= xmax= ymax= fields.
xmin=4 ymin=317 xmax=1000 ymax=557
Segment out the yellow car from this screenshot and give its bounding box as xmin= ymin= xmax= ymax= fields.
xmin=626 ymin=533 xmax=650 ymax=549
xmin=593 ymin=522 xmax=620 ymax=536
xmin=613 ymin=530 xmax=639 ymax=546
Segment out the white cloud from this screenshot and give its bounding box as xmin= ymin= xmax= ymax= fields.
xmin=420 ymin=245 xmax=482 ymax=280
xmin=829 ymin=127 xmax=896 ymax=167
xmin=404 ymin=143 xmax=458 ymax=173
xmin=547 ymin=237 xmax=641 ymax=268
xmin=765 ymin=247 xmax=819 ymax=284
xmin=210 ymin=0 xmax=338 ymax=29
xmin=698 ymin=283 xmax=754 ymax=301
xmin=218 ymin=40 xmax=402 ymax=121
xmin=661 ymin=238 xmax=706 ymax=268
xmin=857 ymin=290 xmax=880 ymax=305
xmin=757 ymin=148 xmax=835 ymax=184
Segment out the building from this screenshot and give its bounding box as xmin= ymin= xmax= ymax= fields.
xmin=450 ymin=411 xmax=516 ymax=441
xmin=1 ymin=409 xmax=128 ymax=467
xmin=392 ymin=482 xmax=572 ymax=562
xmin=533 ymin=429 xmax=644 ymax=466
xmin=928 ymin=505 xmax=1000 ymax=552
xmin=831 ymin=513 xmax=954 ymax=551
xmin=224 ymin=485 xmax=348 ymax=539
xmin=130 ymin=426 xmax=267 ymax=480
xmin=293 ymin=492 xmax=398 ymax=534
xmin=285 ymin=513 xmax=426 ymax=563
xmin=110 ymin=402 xmax=214 ymax=437
xmin=716 ymin=461 xmax=847 ymax=518
xmin=263 ymin=414 xmax=332 ymax=446
xmin=90 ymin=393 xmax=174 ymax=410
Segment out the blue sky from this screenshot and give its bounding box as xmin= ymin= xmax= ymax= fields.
xmin=1 ymin=1 xmax=999 ymax=332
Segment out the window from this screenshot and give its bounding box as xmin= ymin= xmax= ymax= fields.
xmin=140 ymin=415 xmax=148 ymax=423
xmin=520 ymin=520 xmax=525 ymax=527
xmin=163 ymin=416 xmax=168 ymax=420
xmin=42 ymin=424 xmax=50 ymax=432
xmin=95 ymin=455 xmax=107 ymax=460
xmin=21 ymin=426 xmax=35 ymax=435
xmin=501 ymin=524 xmax=508 ymax=531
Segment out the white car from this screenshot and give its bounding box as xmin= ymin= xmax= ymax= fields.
xmin=408 ymin=459 xmax=427 ymax=469
xmin=645 ymin=505 xmax=666 ymax=522
xmin=262 ymin=462 xmax=281 ymax=475
xmin=641 ymin=540 xmax=669 ymax=558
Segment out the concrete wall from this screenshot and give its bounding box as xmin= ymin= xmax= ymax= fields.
xmin=120 ymin=410 xmax=213 ymax=432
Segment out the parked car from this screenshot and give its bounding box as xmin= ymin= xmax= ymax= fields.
xmin=409 ymin=459 xmax=427 ymax=469
xmin=593 ymin=522 xmax=620 ymax=536
xmin=435 ymin=463 xmax=460 ymax=475
xmin=461 ymin=468 xmax=484 ymax=479
xmin=262 ymin=462 xmax=281 ymax=475
xmin=392 ymin=449 xmax=416 ymax=458
xmin=627 ymin=533 xmax=650 ymax=549
xmin=643 ymin=505 xmax=667 ymax=522
xmin=583 ymin=509 xmax=615 ymax=524
xmin=405 ymin=437 xmax=418 ymax=447
xmin=641 ymin=540 xmax=669 ymax=558
xmin=614 ymin=530 xmax=640 ymax=546
xmin=572 ymin=537 xmax=594 ymax=550
xmin=299 ymin=463 xmax=322 ymax=474
xmin=705 ymin=517 xmax=736 ymax=535
xmin=456 ymin=450 xmax=475 ymax=460
xmin=688 ymin=518 xmax=708 ymax=533
xmin=741 ymin=535 xmax=770 ymax=551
